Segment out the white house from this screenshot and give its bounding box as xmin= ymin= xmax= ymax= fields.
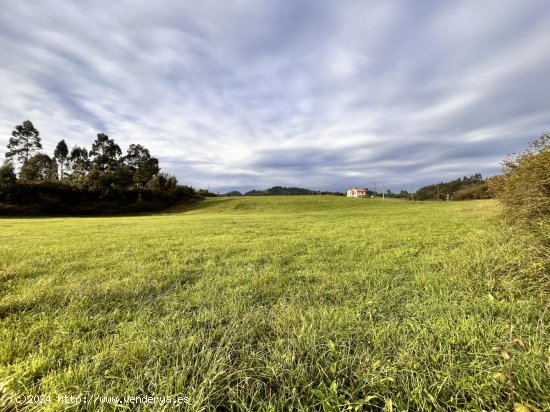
xmin=346 ymin=188 xmax=368 ymax=198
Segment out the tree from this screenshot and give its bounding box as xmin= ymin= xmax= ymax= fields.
xmin=107 ymin=165 xmax=134 ymax=189
xmin=0 ymin=160 xmax=16 ymax=186
xmin=415 ymin=174 xmax=487 ymax=201
xmin=67 ymin=146 xmax=90 ymax=184
xmin=123 ymin=144 xmax=160 ymax=187
xmin=5 ymin=120 xmax=42 ymax=167
xmin=19 ymin=154 xmax=58 ymax=181
xmin=90 ymin=133 xmax=122 ymax=172
xmin=86 ymin=163 xmax=133 ymax=191
xmin=53 ymin=139 xmax=69 ymax=179
xmin=146 ymin=173 xmax=177 ymax=191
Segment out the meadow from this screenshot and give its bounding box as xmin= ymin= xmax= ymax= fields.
xmin=0 ymin=196 xmax=548 ymax=411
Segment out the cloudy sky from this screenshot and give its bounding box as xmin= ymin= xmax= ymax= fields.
xmin=1 ymin=1 xmax=549 ymax=193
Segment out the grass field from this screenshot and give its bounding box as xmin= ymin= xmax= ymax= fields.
xmin=0 ymin=196 xmax=548 ymax=411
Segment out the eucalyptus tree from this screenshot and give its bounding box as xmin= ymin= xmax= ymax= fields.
xmin=53 ymin=139 xmax=69 ymax=179
xmin=124 ymin=144 xmax=160 ymax=187
xmin=19 ymin=153 xmax=58 ymax=181
xmin=68 ymin=146 xmax=90 ymax=185
xmin=90 ymin=133 xmax=122 ymax=173
xmin=5 ymin=120 xmax=42 ymax=169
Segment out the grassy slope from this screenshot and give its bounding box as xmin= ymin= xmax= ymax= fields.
xmin=0 ymin=197 xmax=548 ymax=411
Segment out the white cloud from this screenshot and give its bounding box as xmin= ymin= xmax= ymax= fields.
xmin=0 ymin=0 xmax=549 ymax=192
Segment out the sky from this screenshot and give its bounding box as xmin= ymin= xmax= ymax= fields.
xmin=0 ymin=1 xmax=549 ymax=193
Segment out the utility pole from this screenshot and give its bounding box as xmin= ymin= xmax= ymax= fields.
xmin=382 ymin=183 xmax=385 ymax=200
xmin=411 ymin=184 xmax=414 ymax=201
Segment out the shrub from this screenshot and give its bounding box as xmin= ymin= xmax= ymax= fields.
xmin=488 ymin=133 xmax=550 ymax=228
xmin=0 ymin=181 xmax=200 ymax=216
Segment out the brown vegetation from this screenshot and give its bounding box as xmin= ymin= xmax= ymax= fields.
xmin=488 ymin=133 xmax=550 ymax=230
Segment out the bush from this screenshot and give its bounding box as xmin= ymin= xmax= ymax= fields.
xmin=488 ymin=133 xmax=550 ymax=228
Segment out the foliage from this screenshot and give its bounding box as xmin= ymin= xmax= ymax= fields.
xmin=90 ymin=133 xmax=122 ymax=173
xmin=488 ymin=133 xmax=550 ymax=229
xmin=0 ymin=160 xmax=17 ymax=187
xmin=86 ymin=163 xmax=134 ymax=191
xmin=223 ymin=190 xmax=243 ymax=196
xmin=0 ymin=197 xmax=547 ymax=410
xmin=5 ymin=120 xmax=42 ymax=167
xmin=146 ymin=173 xmax=178 ymax=191
xmin=197 ymin=188 xmax=218 ymax=197
xmin=66 ymin=146 xmax=90 ymax=184
xmin=415 ymin=173 xmax=488 ymax=201
xmin=451 ymin=183 xmax=490 ymax=200
xmin=0 ymin=181 xmax=199 ymax=215
xmin=53 ymin=139 xmax=69 ymax=178
xmin=124 ymin=144 xmax=160 ymax=187
xmin=1 ymin=121 xmax=192 ymax=214
xmin=19 ymin=154 xmax=58 ymax=182
xmin=245 ymin=186 xmax=343 ymax=196
xmin=375 ymin=189 xmax=412 ymax=199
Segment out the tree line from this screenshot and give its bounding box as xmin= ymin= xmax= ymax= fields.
xmin=0 ymin=120 xmax=197 ymax=215
xmin=199 ymin=186 xmax=345 ymax=197
xmin=1 ymin=120 xmax=175 ymax=190
xmin=414 ymin=173 xmax=490 ymax=201
xmin=242 ymin=186 xmax=344 ymax=196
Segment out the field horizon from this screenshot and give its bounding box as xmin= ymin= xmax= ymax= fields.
xmin=1 ymin=196 xmax=548 ymax=411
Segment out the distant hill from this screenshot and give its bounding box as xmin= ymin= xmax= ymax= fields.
xmin=244 ymin=186 xmax=343 ymax=196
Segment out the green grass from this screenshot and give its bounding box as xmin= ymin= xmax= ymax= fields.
xmin=0 ymin=196 xmax=548 ymax=411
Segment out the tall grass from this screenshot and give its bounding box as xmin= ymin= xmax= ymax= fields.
xmin=0 ymin=197 xmax=548 ymax=411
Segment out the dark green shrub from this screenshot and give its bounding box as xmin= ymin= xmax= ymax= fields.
xmin=0 ymin=181 xmax=200 ymax=216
